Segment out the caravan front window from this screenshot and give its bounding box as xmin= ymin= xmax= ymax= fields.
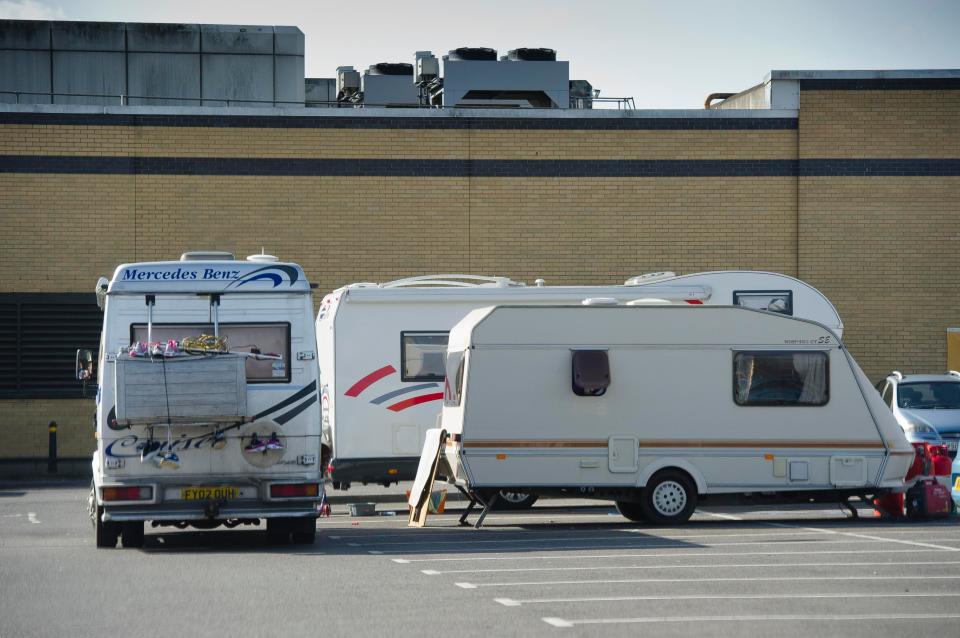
xmin=443 ymin=351 xmax=465 ymax=407
xmin=733 ymin=351 xmax=828 ymax=406
xmin=131 ymin=323 xmax=291 ymax=383
xmin=401 ymin=331 xmax=448 ymax=382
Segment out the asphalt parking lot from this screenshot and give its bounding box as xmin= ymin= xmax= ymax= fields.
xmin=2 ymin=482 xmax=960 ymax=637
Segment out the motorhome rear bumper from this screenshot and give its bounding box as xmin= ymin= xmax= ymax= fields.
xmin=103 ymin=503 xmax=317 ymax=523
xmin=329 ymin=456 xmax=418 ymax=485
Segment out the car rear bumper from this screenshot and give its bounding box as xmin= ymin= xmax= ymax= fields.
xmin=102 ymin=502 xmax=318 ymax=523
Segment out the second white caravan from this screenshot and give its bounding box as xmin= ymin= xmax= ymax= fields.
xmin=434 ymin=304 xmax=914 ymax=526
xmin=316 ymin=270 xmax=844 ymax=500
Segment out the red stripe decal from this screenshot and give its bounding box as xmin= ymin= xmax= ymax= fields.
xmin=387 ymin=392 xmax=444 ymax=412
xmin=345 ymin=365 xmax=397 ymax=397
xmin=685 ymin=299 xmax=704 ymax=304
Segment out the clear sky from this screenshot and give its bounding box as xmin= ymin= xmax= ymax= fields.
xmin=2 ymin=0 xmax=958 ymax=108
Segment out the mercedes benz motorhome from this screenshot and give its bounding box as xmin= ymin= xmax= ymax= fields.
xmin=84 ymin=252 xmax=323 ymax=548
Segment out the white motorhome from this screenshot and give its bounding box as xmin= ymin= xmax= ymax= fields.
xmin=430 ymin=304 xmax=914 ymax=526
xmin=83 ymin=252 xmax=323 ymax=548
xmin=316 ymin=270 xmax=844 ymax=508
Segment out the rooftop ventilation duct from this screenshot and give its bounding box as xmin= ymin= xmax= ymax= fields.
xmin=361 ymin=62 xmax=418 ymax=106
xmin=367 ymin=62 xmax=413 ymax=76
xmin=447 ymin=47 xmax=497 ymax=61
xmin=336 ymin=66 xmax=361 ymax=102
xmin=506 ymin=48 xmax=557 ymax=61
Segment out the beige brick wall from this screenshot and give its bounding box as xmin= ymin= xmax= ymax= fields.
xmin=1 ymin=93 xmax=958 ymax=461
xmin=797 ymin=88 xmax=960 ymax=381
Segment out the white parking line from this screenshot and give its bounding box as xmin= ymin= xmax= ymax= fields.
xmin=455 ymin=574 xmax=960 ymax=589
xmin=27 ymin=512 xmax=40 ymax=524
xmin=368 ymin=536 xmax=929 ymax=556
xmin=768 ymin=522 xmax=960 ymax=552
xmin=420 ymin=559 xmax=960 ymax=576
xmin=498 ymin=591 xmax=960 ymax=607
xmin=541 ymin=613 xmax=960 ymax=628
xmin=346 ymin=529 xmax=826 ymax=547
xmin=389 ymin=547 xmax=940 ymax=563
xmin=698 ymin=510 xmax=743 ymax=521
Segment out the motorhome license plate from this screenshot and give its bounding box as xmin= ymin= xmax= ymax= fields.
xmin=180 ymin=486 xmax=239 ymax=500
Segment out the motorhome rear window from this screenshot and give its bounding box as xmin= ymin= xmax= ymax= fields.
xmin=443 ymin=350 xmax=465 ymax=407
xmin=401 ymin=331 xmax=448 ymax=382
xmin=131 ymin=323 xmax=291 ymax=383
xmin=733 ymin=351 xmax=828 ymax=406
xmin=733 ymin=290 xmax=793 ymax=316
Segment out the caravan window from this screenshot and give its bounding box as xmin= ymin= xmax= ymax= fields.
xmin=733 ymin=291 xmax=793 ymax=316
xmin=443 ymin=350 xmax=465 ymax=407
xmin=401 ymin=331 xmax=448 ymax=382
xmin=733 ymin=351 xmax=828 ymax=406
xmin=131 ymin=323 xmax=291 ymax=383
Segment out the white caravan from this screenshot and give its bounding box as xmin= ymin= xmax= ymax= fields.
xmin=316 ymin=270 xmax=844 ymax=506
xmin=83 ymin=252 xmax=323 ymax=548
xmin=432 ymin=304 xmax=914 ymax=526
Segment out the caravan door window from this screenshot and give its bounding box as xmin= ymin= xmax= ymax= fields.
xmin=443 ymin=350 xmax=465 ymax=407
xmin=733 ymin=351 xmax=828 ymax=406
xmin=401 ymin=331 xmax=448 ymax=382
xmin=131 ymin=323 xmax=291 ymax=383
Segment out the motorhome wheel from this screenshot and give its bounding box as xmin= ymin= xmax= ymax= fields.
xmin=639 ymin=470 xmax=697 ymax=525
xmin=266 ymin=517 xmax=293 ymax=544
xmin=94 ymin=507 xmax=119 ymax=548
xmin=91 ymin=482 xmax=119 ymax=548
xmin=121 ymin=521 xmax=144 ymax=548
xmin=614 ymin=500 xmax=646 ymax=522
xmin=291 ymin=518 xmax=317 ymax=544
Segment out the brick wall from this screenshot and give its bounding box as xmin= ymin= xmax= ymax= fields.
xmin=0 ymin=91 xmax=957 ymax=460
xmin=797 ymin=89 xmax=960 ymax=379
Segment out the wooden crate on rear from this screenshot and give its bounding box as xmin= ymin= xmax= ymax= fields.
xmin=114 ymin=354 xmax=248 ymax=426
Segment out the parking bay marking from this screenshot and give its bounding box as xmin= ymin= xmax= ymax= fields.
xmin=540 ymin=613 xmax=960 ymax=628
xmin=496 ymin=591 xmax=960 ymax=607
xmin=345 ymin=530 xmax=842 ymax=547
xmin=390 ymin=547 xmax=944 ymax=564
xmin=373 ymin=536 xmax=944 ymax=556
xmin=454 ymin=574 xmax=960 ymax=589
xmin=767 ymin=522 xmax=960 ymax=553
xmin=422 ymin=559 xmax=960 ymax=576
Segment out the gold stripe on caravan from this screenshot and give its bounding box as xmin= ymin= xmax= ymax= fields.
xmin=461 ymin=439 xmax=885 ymax=449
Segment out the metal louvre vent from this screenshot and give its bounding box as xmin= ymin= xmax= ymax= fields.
xmin=0 ymin=294 xmax=101 ymax=398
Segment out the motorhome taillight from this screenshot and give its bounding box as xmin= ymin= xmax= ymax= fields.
xmin=102 ymin=486 xmax=152 ymax=501
xmin=270 ymin=483 xmax=319 ymax=498
xmin=326 ymin=462 xmax=335 ymax=476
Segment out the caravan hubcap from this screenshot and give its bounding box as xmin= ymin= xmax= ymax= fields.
xmin=652 ymin=480 xmax=687 ymax=516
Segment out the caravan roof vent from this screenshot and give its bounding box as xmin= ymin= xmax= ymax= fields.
xmin=368 ymin=62 xmax=413 ymax=76
xmin=507 ymin=48 xmax=557 ymax=61
xmin=582 ymin=297 xmax=618 ymax=306
xmin=626 ymin=298 xmax=671 ymax=306
xmin=447 ymin=47 xmax=497 ymax=61
xmin=247 ymin=253 xmax=279 ymax=263
xmin=180 ymin=251 xmax=236 ymax=261
xmin=624 ymin=271 xmax=677 ymax=286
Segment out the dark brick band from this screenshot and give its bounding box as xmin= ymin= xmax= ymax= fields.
xmin=800 ymin=78 xmax=960 ymax=91
xmin=0 ymin=156 xmax=957 ymax=177
xmin=0 ymin=111 xmax=797 ymax=130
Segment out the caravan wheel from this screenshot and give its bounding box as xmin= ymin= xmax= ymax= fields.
xmin=615 ymin=500 xmax=646 ymax=522
xmin=640 ymin=470 xmax=697 ymax=525
xmin=494 ymin=491 xmax=538 ymax=510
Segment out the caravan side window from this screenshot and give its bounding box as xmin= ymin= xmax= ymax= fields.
xmin=733 ymin=351 xmax=828 ymax=406
xmin=401 ymin=331 xmax=448 ymax=382
xmin=131 ymin=323 xmax=291 ymax=383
